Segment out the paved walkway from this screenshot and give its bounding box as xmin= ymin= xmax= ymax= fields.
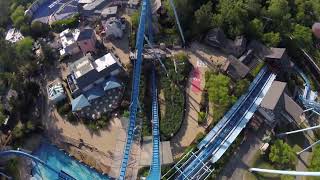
xmin=218 ymin=127 xmax=268 ymax=180
xmin=170 ymin=42 xmax=227 ymax=158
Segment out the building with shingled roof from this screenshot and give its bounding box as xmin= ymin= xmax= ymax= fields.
xmin=67 ymin=53 xmax=124 ymax=119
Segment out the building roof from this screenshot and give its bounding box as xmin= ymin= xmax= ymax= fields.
xmin=205 ymin=28 xmax=227 ymax=47
xmin=59 ymin=28 xmax=80 ymax=55
xmin=234 ymin=36 xmax=247 ymax=48
xmin=77 ymin=28 xmax=95 ymax=41
xmin=247 ymin=40 xmax=271 ymax=58
xmin=5 ymin=28 xmax=24 ymax=43
xmin=103 ymin=77 xmax=122 ymax=91
xmin=260 ymin=81 xmax=287 ymax=110
xmin=83 ymin=0 xmax=109 ymax=11
xmin=265 ymin=48 xmax=286 ymax=60
xmin=283 ymin=93 xmax=304 ymax=124
xmin=78 ymin=0 xmax=95 ymax=4
xmin=60 ymin=29 xmax=80 ymax=48
xmin=223 ymin=55 xmax=250 ymax=79
xmin=47 ymin=81 xmax=65 ymax=100
xmin=94 ymin=53 xmax=119 ymax=72
xmin=128 ymin=0 xmax=140 ymax=6
xmin=101 ymin=6 xmax=117 ymax=17
xmin=69 ymin=54 xmax=95 ymax=78
xmin=71 ymin=94 xmax=91 ymax=111
xmin=68 ymin=53 xmax=122 ymax=91
xmin=84 ymin=85 xmax=105 ymax=101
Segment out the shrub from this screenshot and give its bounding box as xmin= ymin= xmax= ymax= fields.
xmin=5 ymin=158 xmax=20 ymax=180
xmin=57 ymin=102 xmax=71 ymax=115
xmin=123 ymin=110 xmax=130 ymax=118
xmin=269 ymin=140 xmax=297 ymax=169
xmin=12 ymin=125 xmax=24 ymax=139
xmin=67 ymin=112 xmax=77 ymax=122
xmin=159 ymin=56 xmax=191 ymax=139
xmin=310 ymin=145 xmax=320 ymax=173
xmin=198 ymin=111 xmax=206 ymax=125
xmin=194 ymin=132 xmax=205 ymax=144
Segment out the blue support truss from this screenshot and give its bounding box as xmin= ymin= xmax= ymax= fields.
xmin=118 ymin=0 xmax=148 ymax=179
xmin=119 ymin=0 xmax=162 ymax=179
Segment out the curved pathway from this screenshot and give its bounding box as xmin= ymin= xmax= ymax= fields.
xmin=170 ymin=42 xmax=227 ymax=158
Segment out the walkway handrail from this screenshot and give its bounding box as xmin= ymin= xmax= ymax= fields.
xmin=249 ymin=168 xmax=320 ymax=176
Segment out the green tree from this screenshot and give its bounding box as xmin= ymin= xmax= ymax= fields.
xmin=0 ymin=0 xmax=11 ymax=26
xmin=31 ymin=21 xmax=50 ymax=38
xmin=262 ymin=31 xmax=281 ymax=47
xmin=10 ymin=5 xmax=27 ymax=29
xmin=248 ymin=18 xmax=264 ymax=39
xmin=310 ymin=145 xmax=320 ymax=172
xmin=131 ymin=11 xmax=140 ymax=29
xmin=212 ymin=0 xmax=249 ymax=38
xmin=295 ymin=0 xmax=320 ymax=27
xmin=20 ymin=24 xmax=31 ymax=35
xmin=234 ymin=79 xmax=250 ymax=97
xmin=0 ymin=104 xmax=6 ymax=125
xmin=265 ymin=0 xmax=291 ymax=33
xmin=15 ymin=37 xmax=34 ymax=60
xmin=269 ymin=140 xmax=297 ymax=169
xmin=193 ymin=1 xmax=214 ymax=35
xmin=244 ymin=0 xmax=262 ymax=17
xmin=281 ymin=175 xmax=295 ymax=180
xmin=206 ymin=73 xmax=236 ymax=108
xmin=292 ymin=24 xmax=312 ymax=46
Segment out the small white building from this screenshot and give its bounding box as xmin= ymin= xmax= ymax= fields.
xmin=5 ymin=28 xmax=24 ymax=43
xmin=101 ymin=17 xmax=125 ymax=39
xmin=59 ymin=29 xmax=81 ymax=56
xmin=47 ymin=80 xmax=66 ymax=103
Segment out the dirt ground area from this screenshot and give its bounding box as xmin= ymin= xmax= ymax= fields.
xmin=103 ymin=14 xmax=131 ymax=68
xmin=170 ymin=42 xmax=228 ymax=158
xmin=45 ymin=109 xmax=128 ymax=176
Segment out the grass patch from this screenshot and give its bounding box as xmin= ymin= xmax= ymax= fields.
xmin=252 ymin=153 xmax=280 ymax=179
xmin=250 ymin=62 xmax=265 ymax=77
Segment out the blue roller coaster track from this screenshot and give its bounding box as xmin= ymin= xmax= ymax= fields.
xmin=118 ymin=0 xmax=148 ymax=179
xmin=294 ymin=66 xmax=320 ymax=114
xmin=0 ymin=150 xmax=75 ymax=179
xmin=162 ymin=67 xmax=276 ymax=180
xmin=118 ymin=0 xmax=164 ymax=179
xmin=146 ymin=66 xmax=161 ymax=180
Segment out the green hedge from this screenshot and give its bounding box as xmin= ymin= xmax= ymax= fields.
xmin=51 ymin=14 xmax=80 ymax=32
xmin=159 ymin=55 xmax=191 ymax=140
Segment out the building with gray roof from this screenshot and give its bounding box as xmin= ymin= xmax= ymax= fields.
xmin=67 ymin=53 xmax=124 ymax=119
xmin=257 ymin=81 xmax=305 ymax=127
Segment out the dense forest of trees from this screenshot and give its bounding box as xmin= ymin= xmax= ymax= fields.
xmin=166 ymin=0 xmax=319 ymax=47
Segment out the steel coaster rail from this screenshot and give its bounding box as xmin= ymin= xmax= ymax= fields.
xmin=0 ymin=150 xmax=59 ymax=174
xmin=162 ymin=67 xmax=269 ymax=180
xmin=118 ymin=0 xmax=148 ymax=179
xmin=177 ymin=70 xmax=275 ymax=179
xmin=168 ymin=0 xmax=185 ymax=45
xmin=189 ymin=72 xmax=276 ymax=180
xmin=198 ymin=67 xmax=268 ymax=150
xmin=146 ymin=65 xmax=161 ymax=180
xmin=186 ymin=72 xmax=275 ymax=179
